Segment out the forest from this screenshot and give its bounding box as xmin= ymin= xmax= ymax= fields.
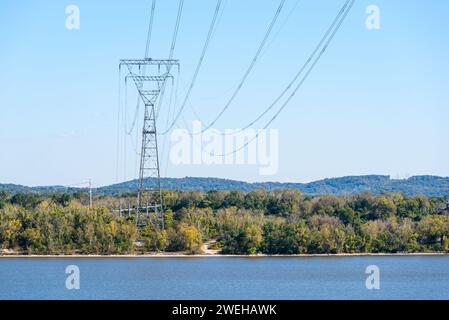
xmin=2 ymin=175 xmax=449 ymax=196
xmin=0 ymin=189 xmax=448 ymax=255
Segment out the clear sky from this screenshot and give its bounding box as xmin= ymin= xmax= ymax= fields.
xmin=0 ymin=0 xmax=448 ymax=187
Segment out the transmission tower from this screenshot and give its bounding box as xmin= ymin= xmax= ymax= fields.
xmin=119 ymin=58 xmax=179 ymax=227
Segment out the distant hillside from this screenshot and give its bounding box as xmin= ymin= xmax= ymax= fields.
xmin=1 ymin=175 xmax=449 ymax=197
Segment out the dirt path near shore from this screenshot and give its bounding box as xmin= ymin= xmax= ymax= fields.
xmin=201 ymin=240 xmax=220 ymax=255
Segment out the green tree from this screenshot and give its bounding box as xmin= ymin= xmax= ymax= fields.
xmin=239 ymin=224 xmax=263 ymax=254
xmin=174 ymin=192 xmax=203 ymax=210
xmin=244 ymin=189 xmax=268 ymax=212
xmin=267 ymin=189 xmax=303 ymax=216
xmin=0 ymin=190 xmax=9 ymax=209
xmin=140 ymin=225 xmax=167 ymax=251
xmin=417 ymin=215 xmax=449 ymax=250
xmin=167 ymin=223 xmax=203 ymax=254
xmin=368 ymin=196 xmax=397 ymax=220
xmin=10 ymin=193 xmax=41 ymax=208
xmin=19 ymin=228 xmax=44 ymax=253
xmin=223 ymin=190 xmax=244 ymax=208
xmin=201 ymin=190 xmax=226 ymax=209
xmin=262 ymin=222 xmax=300 ymax=254
xmin=51 ymin=193 xmax=73 ymax=207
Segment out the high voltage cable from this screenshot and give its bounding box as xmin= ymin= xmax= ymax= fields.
xmin=170 ymin=0 xmax=184 ymax=60
xmin=126 ymin=0 xmax=157 ymax=136
xmin=196 ymin=0 xmax=286 ymax=134
xmin=162 ymin=73 xmax=181 ymax=177
xmin=117 ymin=0 xmax=353 ymax=178
xmin=115 ymin=66 xmax=122 ymax=182
xmin=184 ymin=0 xmax=228 ymax=125
xmin=221 ymin=0 xmax=351 ymax=136
xmin=145 ymin=0 xmax=157 ymax=58
xmin=160 ymin=0 xmax=286 ymax=135
xmin=213 ymin=0 xmax=355 ymax=157
xmin=154 ymin=0 xmax=185 ymax=182
xmin=260 ymin=0 xmax=301 ymax=59
xmin=160 ymin=0 xmax=223 ymax=135
xmin=123 ymin=74 xmax=128 ymax=181
xmin=155 ymin=0 xmax=184 ymax=119
xmin=185 ymin=0 xmax=342 ymax=137
xmin=160 ymin=72 xmax=179 ymax=176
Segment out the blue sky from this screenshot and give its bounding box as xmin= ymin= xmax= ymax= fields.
xmin=0 ymin=0 xmax=448 ymax=186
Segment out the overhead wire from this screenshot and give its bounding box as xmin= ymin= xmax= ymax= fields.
xmin=195 ymin=0 xmax=286 ymax=134
xmin=126 ymin=0 xmax=157 ymax=136
xmin=123 ymin=74 xmax=128 ymax=181
xmin=259 ymin=0 xmax=301 ymax=59
xmin=220 ymin=0 xmax=352 ymax=136
xmin=116 ymin=65 xmax=122 ymax=182
xmin=160 ymin=71 xmax=180 ymax=177
xmin=155 ymin=0 xmax=184 ymax=119
xmin=160 ymin=0 xmax=223 ymax=134
xmin=212 ymin=0 xmax=355 ymax=157
xmin=116 ymin=0 xmax=354 ymax=181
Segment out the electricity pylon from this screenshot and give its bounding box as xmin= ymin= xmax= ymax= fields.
xmin=119 ymin=58 xmax=179 ymax=227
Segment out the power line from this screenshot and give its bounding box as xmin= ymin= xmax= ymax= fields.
xmin=145 ymin=0 xmax=157 ymax=58
xmin=169 ymin=0 xmax=184 ymax=60
xmin=162 ymin=73 xmax=181 ymax=177
xmin=155 ymin=0 xmax=184 ymax=119
xmin=213 ymin=0 xmax=355 ymax=157
xmin=182 ymin=0 xmax=346 ymax=138
xmin=221 ymin=0 xmax=352 ymax=136
xmin=64 ymin=180 xmax=95 ymax=209
xmin=160 ymin=0 xmax=223 ymax=135
xmin=160 ymin=71 xmax=179 ymax=176
xmin=260 ymin=0 xmax=301 ymax=59
xmin=163 ymin=0 xmax=290 ymax=132
xmin=123 ymin=74 xmax=128 ymax=181
xmin=126 ymin=0 xmax=157 ymax=136
xmin=196 ymin=0 xmax=286 ymax=134
xmin=116 ymin=66 xmax=122 ymax=182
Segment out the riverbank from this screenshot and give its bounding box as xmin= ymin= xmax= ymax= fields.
xmin=1 ymin=252 xmax=448 ymax=258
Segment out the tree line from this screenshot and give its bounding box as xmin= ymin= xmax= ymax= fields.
xmin=0 ymin=189 xmax=448 ymax=255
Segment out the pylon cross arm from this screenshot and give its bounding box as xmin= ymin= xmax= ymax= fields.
xmin=120 ymin=58 xmax=179 ymax=66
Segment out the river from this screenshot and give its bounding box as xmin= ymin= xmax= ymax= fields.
xmin=0 ymin=256 xmax=448 ymax=299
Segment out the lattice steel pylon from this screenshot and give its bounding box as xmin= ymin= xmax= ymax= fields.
xmin=119 ymin=58 xmax=179 ymax=227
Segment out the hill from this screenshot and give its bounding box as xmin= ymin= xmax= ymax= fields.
xmin=1 ymin=175 xmax=449 ymax=197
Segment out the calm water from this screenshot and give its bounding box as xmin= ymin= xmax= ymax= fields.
xmin=0 ymin=256 xmax=448 ymax=299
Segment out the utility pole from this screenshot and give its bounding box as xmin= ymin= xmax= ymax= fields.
xmin=119 ymin=58 xmax=179 ymax=227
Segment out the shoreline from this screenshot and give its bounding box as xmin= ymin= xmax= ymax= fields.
xmin=1 ymin=252 xmax=448 ymax=258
